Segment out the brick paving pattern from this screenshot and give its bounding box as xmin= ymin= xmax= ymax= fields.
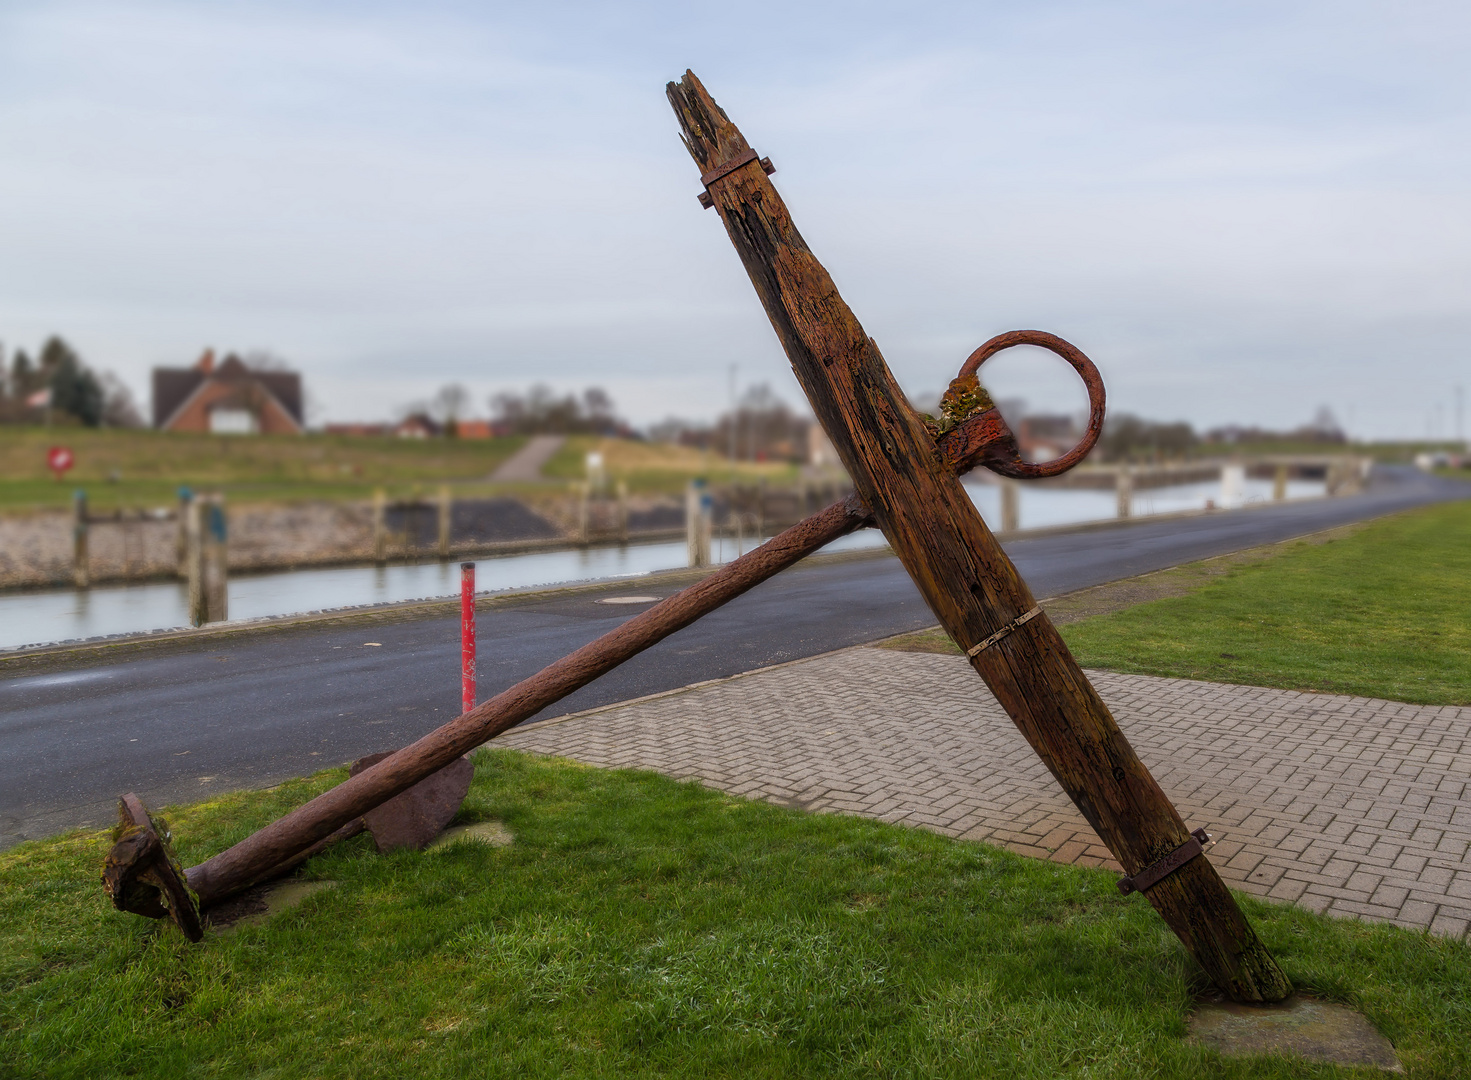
xmin=502 ymin=647 xmax=1471 ymax=939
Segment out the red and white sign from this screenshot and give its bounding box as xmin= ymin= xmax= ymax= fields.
xmin=47 ymin=446 xmax=74 ymax=479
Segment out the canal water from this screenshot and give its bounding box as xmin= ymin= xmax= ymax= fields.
xmin=0 ymin=476 xmax=1322 ymax=652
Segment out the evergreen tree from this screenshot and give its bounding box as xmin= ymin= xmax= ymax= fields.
xmin=9 ymin=349 xmax=35 ymax=398
xmin=40 ymin=337 xmax=104 ymax=426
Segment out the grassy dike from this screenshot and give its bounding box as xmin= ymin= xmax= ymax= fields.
xmin=0 ymin=427 xmax=799 ymax=511
xmin=3 ymin=750 xmax=1469 ymax=1079
xmin=885 ymin=500 xmax=1471 ymax=707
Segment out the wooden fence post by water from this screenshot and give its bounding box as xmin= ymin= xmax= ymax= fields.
xmin=372 ymin=488 xmax=387 ymax=565
xmin=204 ymin=495 xmax=227 ymax=622
xmin=72 ymin=489 xmax=90 ymax=589
xmin=999 ymin=479 xmax=1019 ymax=533
xmin=1116 ymin=465 xmax=1133 ymax=518
xmin=187 ymin=494 xmax=228 ymax=626
xmin=186 ymin=497 xmax=205 ymax=626
xmin=576 ymin=482 xmax=590 ymax=545
xmin=668 ymin=71 xmax=1288 ymax=1002
xmin=175 ymin=488 xmax=193 ymax=577
xmin=437 ymin=486 xmax=452 ymax=559
xmin=686 ymin=480 xmax=711 ymax=567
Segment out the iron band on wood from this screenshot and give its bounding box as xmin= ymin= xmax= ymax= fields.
xmin=1117 ymin=828 xmax=1213 ymax=895
xmin=965 ymin=604 xmax=1043 ymax=656
xmin=696 ymin=148 xmax=775 ymax=207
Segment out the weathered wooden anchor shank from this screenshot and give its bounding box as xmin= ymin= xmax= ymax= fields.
xmin=667 ymin=70 xmax=1289 ymax=1003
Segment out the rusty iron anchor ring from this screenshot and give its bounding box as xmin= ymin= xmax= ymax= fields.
xmin=952 ymin=329 xmax=1107 ymax=480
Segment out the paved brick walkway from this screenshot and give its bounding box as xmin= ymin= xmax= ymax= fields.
xmin=502 ymin=647 xmax=1471 ymax=939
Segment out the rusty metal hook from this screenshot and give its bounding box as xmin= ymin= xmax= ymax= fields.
xmin=959 ymin=330 xmax=1106 ymax=480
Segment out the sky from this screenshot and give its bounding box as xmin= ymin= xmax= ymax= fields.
xmin=1 ymin=1 xmax=1467 ymax=439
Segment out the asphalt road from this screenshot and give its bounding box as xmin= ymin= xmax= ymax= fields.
xmin=3 ymin=466 xmax=1465 ymax=849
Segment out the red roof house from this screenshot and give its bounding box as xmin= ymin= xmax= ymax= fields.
xmin=153 ymin=350 xmax=304 ymax=434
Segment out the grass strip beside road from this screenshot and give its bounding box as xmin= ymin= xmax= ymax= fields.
xmin=882 ymin=501 xmax=1471 ymax=707
xmin=3 ymin=750 xmax=1468 ymax=1078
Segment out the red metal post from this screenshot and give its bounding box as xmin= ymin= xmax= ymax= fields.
xmin=460 ymin=561 xmax=476 ymax=715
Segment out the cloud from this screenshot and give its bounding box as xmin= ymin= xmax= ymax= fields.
xmin=1 ymin=0 xmax=1467 ymax=438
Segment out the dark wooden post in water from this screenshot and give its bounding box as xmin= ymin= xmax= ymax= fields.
xmin=187 ymin=494 xmax=228 ymax=626
xmin=999 ymin=480 xmax=1019 ymax=534
xmin=186 ymin=496 xmax=207 ymax=627
xmin=175 ymin=487 xmax=193 ymax=578
xmin=71 ymin=489 xmax=90 ymax=589
xmin=372 ymin=488 xmax=387 ymax=565
xmin=667 ymin=71 xmax=1289 ymax=1003
xmin=203 ymin=495 xmax=228 ymax=623
xmin=437 ymin=486 xmax=453 ymax=559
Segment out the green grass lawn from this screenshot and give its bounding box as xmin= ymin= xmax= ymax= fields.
xmin=1060 ymin=501 xmax=1471 ymax=705
xmin=882 ymin=501 xmax=1471 ymax=707
xmin=3 ymin=750 xmax=1467 ymax=1078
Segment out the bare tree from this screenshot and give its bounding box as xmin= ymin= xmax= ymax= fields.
xmin=431 ymin=383 xmax=471 ymax=434
xmin=710 ymin=383 xmax=811 ymax=462
xmin=99 ymin=373 xmax=145 ymax=428
xmin=489 ymin=384 xmax=626 ymax=436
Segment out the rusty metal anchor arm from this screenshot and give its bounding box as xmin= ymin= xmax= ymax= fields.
xmin=179 ymin=498 xmax=868 ymax=907
xmin=110 ymin=400 xmax=1023 ymax=922
xmin=667 ymin=70 xmax=1289 ymax=1003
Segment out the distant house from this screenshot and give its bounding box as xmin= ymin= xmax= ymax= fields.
xmin=325 ymin=416 xmax=502 ymax=439
xmin=153 ymin=350 xmax=303 ymax=435
xmin=1016 ymin=414 xmax=1079 ymax=463
xmin=454 ymin=419 xmax=503 ymax=439
xmin=807 ymin=424 xmax=840 ymax=468
xmin=394 ymin=413 xmax=441 ymax=439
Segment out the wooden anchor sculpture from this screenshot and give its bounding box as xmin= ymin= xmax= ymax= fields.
xmin=103 ymin=71 xmax=1289 ymax=1004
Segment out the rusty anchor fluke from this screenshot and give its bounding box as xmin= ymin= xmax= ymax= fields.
xmin=101 ymin=336 xmax=1104 ymax=937
xmin=103 ymin=794 xmax=204 ymax=942
xmin=350 ymin=752 xmax=474 ymax=853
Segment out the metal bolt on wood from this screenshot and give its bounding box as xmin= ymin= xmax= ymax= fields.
xmin=101 ymin=72 xmax=1288 ymax=1004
